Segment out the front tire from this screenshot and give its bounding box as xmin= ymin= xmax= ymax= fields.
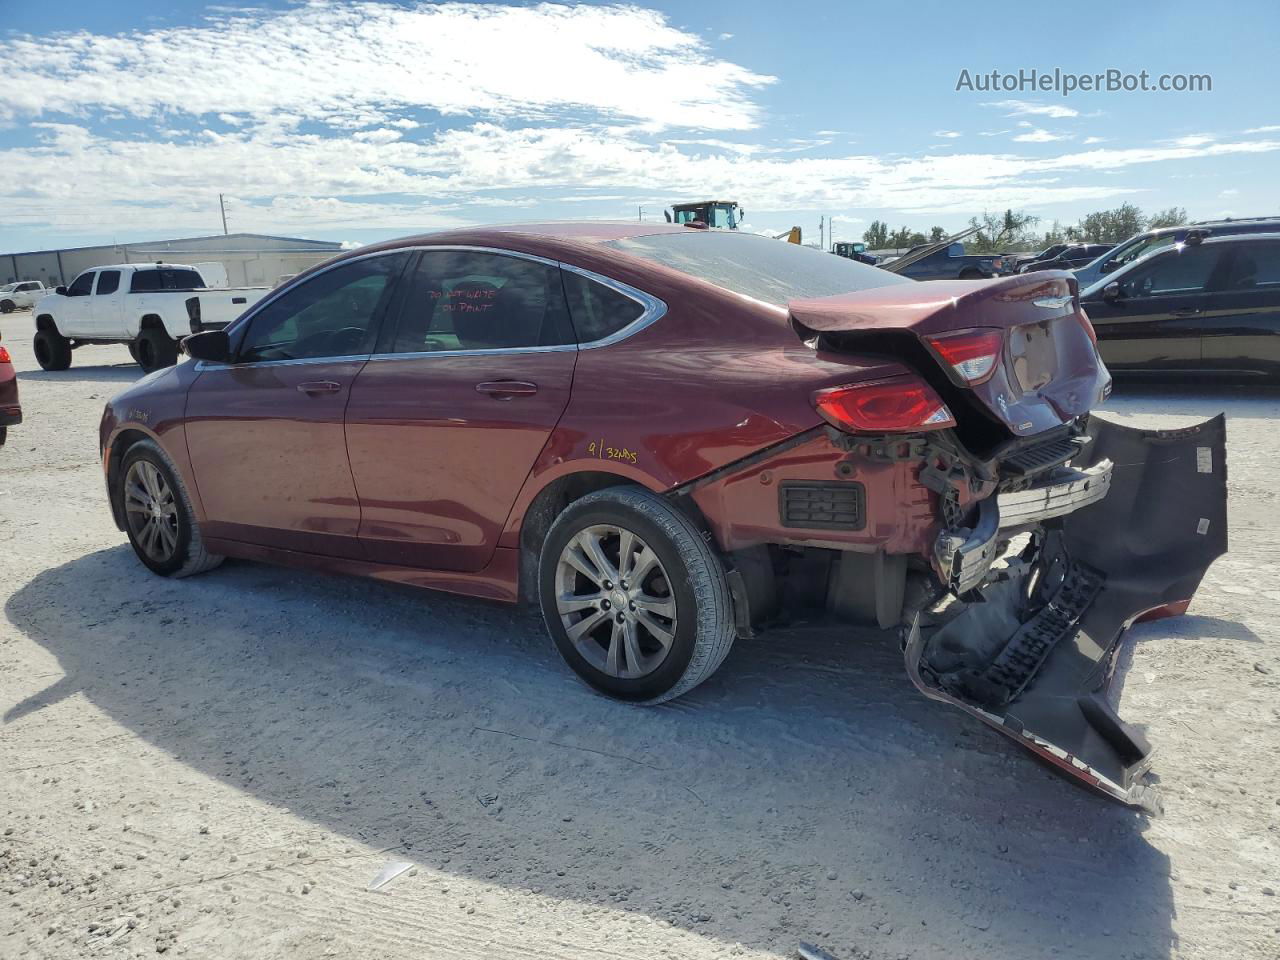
xmin=117 ymin=439 xmax=223 ymax=578
xmin=538 ymin=487 xmax=735 ymax=704
xmin=33 ymin=328 xmax=72 ymax=370
xmin=135 ymin=328 xmax=178 ymax=372
xmin=0 ymin=300 xmax=14 ymax=314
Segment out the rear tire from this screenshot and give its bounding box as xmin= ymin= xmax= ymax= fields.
xmin=117 ymin=439 xmax=223 ymax=578
xmin=959 ymin=268 xmax=984 ymax=280
xmin=33 ymin=328 xmax=72 ymax=371
xmin=538 ymin=486 xmax=736 ymax=704
xmin=136 ymin=327 xmax=178 ymax=372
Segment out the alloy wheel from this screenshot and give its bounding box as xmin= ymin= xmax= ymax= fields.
xmin=123 ymin=460 xmax=180 ymax=563
xmin=554 ymin=524 xmax=678 ymax=679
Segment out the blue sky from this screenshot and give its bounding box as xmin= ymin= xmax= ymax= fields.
xmin=1 ymin=0 xmax=1278 ymax=252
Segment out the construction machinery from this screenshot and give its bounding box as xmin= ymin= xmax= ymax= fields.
xmin=665 ymin=200 xmax=744 ymax=230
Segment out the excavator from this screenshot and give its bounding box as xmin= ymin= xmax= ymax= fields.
xmin=665 ymin=201 xmax=801 ymax=244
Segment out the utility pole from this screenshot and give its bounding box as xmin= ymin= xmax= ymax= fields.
xmin=819 ymin=216 xmax=825 ymax=252
xmin=219 ymin=194 xmax=228 ymax=235
xmin=638 ymin=205 xmax=645 ymax=222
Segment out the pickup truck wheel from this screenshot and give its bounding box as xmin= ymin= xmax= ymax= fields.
xmin=539 ymin=487 xmax=736 ymax=704
xmin=135 ymin=328 xmax=178 ymax=372
xmin=33 ymin=329 xmax=72 ymax=371
xmin=959 ymin=268 xmax=984 ymax=280
xmin=117 ymin=439 xmax=223 ymax=578
xmin=0 ymin=300 xmax=14 ymax=314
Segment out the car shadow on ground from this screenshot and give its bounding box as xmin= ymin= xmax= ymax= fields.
xmin=17 ymin=364 xmax=141 ymax=384
xmin=5 ymin=546 xmax=1179 ymax=958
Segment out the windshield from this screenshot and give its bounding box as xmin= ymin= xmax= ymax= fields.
xmin=607 ymin=231 xmax=912 ymax=305
xmin=0 ymin=283 xmax=15 ymax=292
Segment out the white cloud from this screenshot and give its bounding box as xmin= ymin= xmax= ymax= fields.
xmin=1166 ymin=134 xmax=1215 ymax=147
xmin=984 ymin=100 xmax=1079 ymax=119
xmin=934 ymin=130 xmax=962 ymax=138
xmin=0 ymin=1 xmax=775 ymax=132
xmin=1013 ymin=128 xmax=1073 ymax=143
xmin=8 ymin=120 xmax=1278 ymax=234
xmin=1220 ymin=188 xmax=1240 ymax=198
xmin=1244 ymin=125 xmax=1280 ymax=134
xmin=1083 ymin=136 xmax=1106 ymax=144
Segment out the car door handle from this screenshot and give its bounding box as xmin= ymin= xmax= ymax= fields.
xmin=296 ymin=380 xmax=342 ymax=394
xmin=475 ymin=380 xmax=538 ymax=399
xmin=1171 ymin=308 xmax=1202 ymax=317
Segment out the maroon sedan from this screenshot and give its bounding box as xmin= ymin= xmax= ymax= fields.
xmin=99 ymin=223 xmax=1226 ymax=809
xmin=0 ymin=334 xmax=20 ymax=446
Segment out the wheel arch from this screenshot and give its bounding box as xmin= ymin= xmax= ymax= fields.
xmin=35 ymin=313 xmax=59 ymax=333
xmin=105 ymin=427 xmax=162 ymax=531
xmin=138 ymin=314 xmax=166 ymax=332
xmin=516 ymin=469 xmax=649 ymax=602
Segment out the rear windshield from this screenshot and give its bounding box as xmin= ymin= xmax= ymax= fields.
xmin=605 ymin=231 xmax=912 ymax=306
xmin=130 ymin=268 xmax=204 ymax=292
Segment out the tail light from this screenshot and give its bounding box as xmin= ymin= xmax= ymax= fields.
xmin=0 ymin=346 xmax=11 ymax=364
xmin=814 ymin=376 xmax=956 ymax=434
xmin=926 ymin=328 xmax=1003 ymax=385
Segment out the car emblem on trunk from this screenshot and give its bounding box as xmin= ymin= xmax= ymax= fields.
xmin=1033 ymin=295 xmax=1073 ymax=310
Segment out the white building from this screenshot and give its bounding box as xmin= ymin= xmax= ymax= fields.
xmin=1 ymin=233 xmax=345 ymax=289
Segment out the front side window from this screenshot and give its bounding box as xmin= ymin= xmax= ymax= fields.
xmin=95 ymin=270 xmax=121 ymax=295
xmin=1120 ymin=246 xmax=1222 ymax=297
xmin=238 ymin=253 xmax=409 ymax=363
xmin=67 ymin=272 xmax=95 ymax=297
xmin=389 ymin=251 xmax=574 ymax=353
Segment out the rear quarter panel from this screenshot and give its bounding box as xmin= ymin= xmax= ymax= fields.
xmin=499 ymin=265 xmax=909 ymax=546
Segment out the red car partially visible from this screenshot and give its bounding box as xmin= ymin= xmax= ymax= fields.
xmin=0 ymin=333 xmax=20 ymax=446
xmin=96 ymin=223 xmax=1226 ymax=809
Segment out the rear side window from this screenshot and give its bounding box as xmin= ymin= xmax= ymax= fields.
xmin=561 ymin=269 xmax=645 ymax=343
xmin=1224 ymin=241 xmax=1280 ymax=289
xmin=607 ymin=231 xmax=911 ymax=306
xmin=389 ymin=251 xmax=574 ymax=353
xmin=95 ymin=270 xmax=120 ymax=295
xmin=67 ymin=272 xmax=95 ymax=297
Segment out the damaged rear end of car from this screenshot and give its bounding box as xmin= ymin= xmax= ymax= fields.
xmin=694 ymin=270 xmax=1227 ymax=810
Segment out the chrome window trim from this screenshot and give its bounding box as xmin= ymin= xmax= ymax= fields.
xmin=194 ymin=354 xmax=370 ymax=372
xmin=558 ymin=262 xmax=667 ymax=351
xmin=203 ymin=244 xmax=667 ymax=370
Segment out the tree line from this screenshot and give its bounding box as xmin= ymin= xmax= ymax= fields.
xmin=861 ymin=203 xmax=1189 ymax=253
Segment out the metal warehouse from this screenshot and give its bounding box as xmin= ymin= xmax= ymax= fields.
xmin=0 ymin=233 xmax=344 ymax=289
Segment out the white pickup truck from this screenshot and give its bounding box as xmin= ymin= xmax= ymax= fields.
xmin=0 ymin=281 xmax=47 ymax=313
xmin=33 ymin=263 xmax=268 ymax=372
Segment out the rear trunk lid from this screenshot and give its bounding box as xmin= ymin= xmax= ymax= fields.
xmin=788 ymin=272 xmax=1111 ymax=438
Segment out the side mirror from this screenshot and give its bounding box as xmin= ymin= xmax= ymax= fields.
xmin=181 ymin=330 xmax=230 ymax=362
xmin=1102 ymin=282 xmax=1122 ymax=302
xmin=54 ymin=285 xmax=67 ymax=295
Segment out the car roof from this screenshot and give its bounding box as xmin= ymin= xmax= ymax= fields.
xmin=1197 ymin=231 xmax=1280 ymax=245
xmin=386 ymin=221 xmax=689 ymax=247
xmin=75 ymin=262 xmax=199 ymax=272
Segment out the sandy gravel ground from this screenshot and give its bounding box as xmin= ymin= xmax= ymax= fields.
xmin=1 ymin=310 xmax=1277 ymax=960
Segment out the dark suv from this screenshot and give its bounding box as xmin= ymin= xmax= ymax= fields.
xmin=1074 ymin=217 xmax=1280 ymax=288
xmin=1081 ymin=232 xmax=1280 ymax=377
